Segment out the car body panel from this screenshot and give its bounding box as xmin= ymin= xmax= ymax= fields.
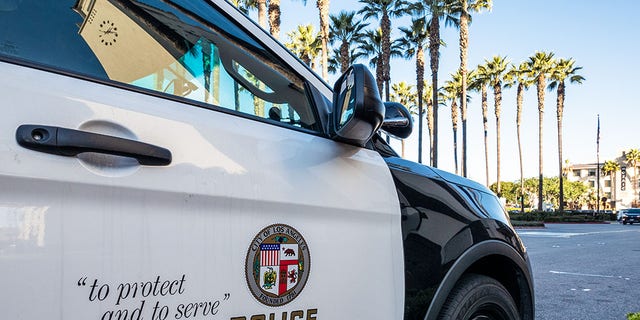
xmin=0 ymin=0 xmax=404 ymax=317
xmin=382 ymin=155 xmax=532 ymax=320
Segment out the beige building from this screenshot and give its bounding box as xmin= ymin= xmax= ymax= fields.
xmin=568 ymin=151 xmax=639 ymax=210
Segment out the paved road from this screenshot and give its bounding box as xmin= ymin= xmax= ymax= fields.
xmin=517 ymin=223 xmax=640 ymax=320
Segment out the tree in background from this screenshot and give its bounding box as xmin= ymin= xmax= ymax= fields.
xmin=285 ymin=24 xmax=322 ymax=68
xmin=420 ymin=0 xmax=458 ymax=167
xmin=357 ymin=28 xmax=402 ymax=97
xmin=626 ymin=149 xmax=640 ymax=207
xmin=316 ymin=0 xmax=331 ymax=80
xmin=358 ymin=0 xmax=410 ymax=102
xmin=602 ymin=160 xmax=621 ymax=210
xmin=329 ymin=11 xmax=368 ymax=74
xmin=527 ymin=51 xmax=556 ymax=210
xmin=469 ymin=64 xmax=490 ymax=186
xmin=391 ymin=81 xmax=417 ymax=157
xmin=504 ymin=62 xmax=534 ymax=213
xmin=484 ymin=55 xmax=509 ymax=196
xmin=442 ymin=71 xmax=463 ymax=174
xmin=454 ymin=0 xmax=492 ymax=177
xmin=548 ymin=57 xmax=585 ymax=213
xmin=268 ymin=0 xmax=282 ymax=38
xmin=398 ymin=17 xmax=429 ymax=163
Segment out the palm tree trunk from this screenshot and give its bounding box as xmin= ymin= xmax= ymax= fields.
xmin=381 ymin=8 xmax=391 ymax=101
xmin=417 ymin=48 xmax=425 ymax=164
xmin=257 ymin=0 xmax=267 ymax=29
xmin=459 ymin=3 xmax=469 ymax=177
xmin=316 ymin=0 xmax=330 ymax=80
xmin=401 ymin=139 xmax=406 ymax=158
xmin=340 ymin=40 xmax=349 ymax=74
xmin=517 ymin=84 xmax=525 ymax=213
xmin=451 ymin=99 xmax=459 ymax=175
xmin=268 ymin=0 xmax=281 ymax=39
xmin=376 ymin=56 xmax=383 ymax=97
xmin=557 ymin=81 xmax=566 ymax=212
xmin=482 ymin=85 xmax=489 ymax=187
xmin=429 ymin=17 xmax=440 ymax=167
xmin=427 ymin=96 xmax=434 ymax=167
xmin=537 ymin=75 xmax=546 ymax=211
xmin=494 ymin=83 xmax=502 ymax=196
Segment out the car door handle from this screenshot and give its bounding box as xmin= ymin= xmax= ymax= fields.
xmin=16 ymin=124 xmax=172 ymax=166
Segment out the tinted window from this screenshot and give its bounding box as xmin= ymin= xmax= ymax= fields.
xmin=0 ymin=0 xmax=319 ymax=130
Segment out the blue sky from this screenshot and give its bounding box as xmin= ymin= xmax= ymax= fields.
xmin=251 ymin=0 xmax=639 ymax=184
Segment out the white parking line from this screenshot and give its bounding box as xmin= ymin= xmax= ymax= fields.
xmin=549 ymin=270 xmax=631 ymax=280
xmin=518 ymin=230 xmax=638 ymax=238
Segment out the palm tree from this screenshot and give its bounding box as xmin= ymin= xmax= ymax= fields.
xmin=397 ymin=17 xmax=428 ymax=163
xmin=357 ymin=28 xmax=384 ymax=95
xmin=420 ymin=0 xmax=458 ymax=167
xmin=232 ymin=0 xmax=267 ymax=29
xmin=295 ymin=0 xmax=332 ymax=78
xmin=391 ymin=81 xmax=417 ymax=158
xmin=313 ymin=0 xmax=331 ymax=79
xmin=357 ymin=28 xmax=402 ymax=97
xmin=626 ymin=149 xmax=640 ymax=206
xmin=469 ymin=65 xmax=490 ymax=186
xmin=268 ymin=0 xmax=282 ymax=38
xmin=443 ymin=71 xmax=463 ymax=174
xmin=420 ymin=80 xmax=436 ymax=165
xmin=285 ymin=24 xmax=322 ymax=69
xmin=602 ymin=160 xmax=621 ymax=210
xmin=329 ymin=11 xmax=368 ymax=74
xmin=391 ymin=81 xmax=417 ymax=106
xmin=484 ymin=55 xmax=509 ymax=196
xmin=358 ymin=0 xmax=410 ymax=102
xmin=548 ymin=57 xmax=585 ymax=212
xmin=527 ymin=51 xmax=555 ymax=210
xmin=504 ymin=62 xmax=534 ymax=213
xmin=455 ymin=0 xmax=491 ymax=177
xmin=328 ymin=47 xmax=362 ymax=74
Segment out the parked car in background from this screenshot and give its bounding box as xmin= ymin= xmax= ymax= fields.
xmin=0 ymin=1 xmax=534 ymax=319
xmin=619 ymin=208 xmax=640 ymax=225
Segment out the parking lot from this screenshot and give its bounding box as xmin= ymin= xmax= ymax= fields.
xmin=517 ymin=223 xmax=640 ymax=319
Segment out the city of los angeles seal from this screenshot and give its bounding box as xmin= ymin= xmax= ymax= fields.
xmin=245 ymin=224 xmax=310 ymax=307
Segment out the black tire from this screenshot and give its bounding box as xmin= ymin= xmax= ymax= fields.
xmin=438 ymin=274 xmax=520 ymax=320
xmin=623 ymin=221 xmax=628 ymax=225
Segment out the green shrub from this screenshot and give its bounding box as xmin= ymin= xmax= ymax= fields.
xmin=627 ymin=312 xmax=640 ymax=320
xmin=508 ymin=211 xmax=610 ymax=223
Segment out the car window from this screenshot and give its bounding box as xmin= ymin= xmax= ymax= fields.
xmin=0 ymin=0 xmax=319 ymax=131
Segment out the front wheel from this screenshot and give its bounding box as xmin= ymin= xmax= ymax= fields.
xmin=438 ymin=274 xmax=520 ymax=320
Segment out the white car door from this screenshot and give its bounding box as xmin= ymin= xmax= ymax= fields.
xmin=0 ymin=0 xmax=403 ymax=319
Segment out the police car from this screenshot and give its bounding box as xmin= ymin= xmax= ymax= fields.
xmin=0 ymin=0 xmax=534 ymax=319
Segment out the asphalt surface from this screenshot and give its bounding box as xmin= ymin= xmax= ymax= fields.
xmin=517 ymin=223 xmax=640 ymax=320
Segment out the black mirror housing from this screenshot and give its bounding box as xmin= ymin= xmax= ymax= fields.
xmin=330 ymin=64 xmax=384 ymax=147
xmin=381 ymin=102 xmax=413 ymax=139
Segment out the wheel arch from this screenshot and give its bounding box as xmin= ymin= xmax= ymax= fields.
xmin=424 ymin=240 xmax=535 ymax=320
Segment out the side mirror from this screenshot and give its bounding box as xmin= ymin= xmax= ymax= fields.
xmin=381 ymin=102 xmax=413 ymax=139
xmin=331 ymin=64 xmax=384 ymax=147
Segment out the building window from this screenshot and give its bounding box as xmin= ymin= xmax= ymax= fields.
xmin=604 ymin=180 xmax=611 ymax=188
xmin=573 ymin=169 xmax=581 ymax=177
xmin=588 ymin=169 xmax=596 ymax=177
xmin=589 ymin=180 xmax=595 ymax=188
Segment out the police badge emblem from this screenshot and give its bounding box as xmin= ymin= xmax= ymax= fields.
xmin=245 ymin=224 xmax=310 ymax=306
